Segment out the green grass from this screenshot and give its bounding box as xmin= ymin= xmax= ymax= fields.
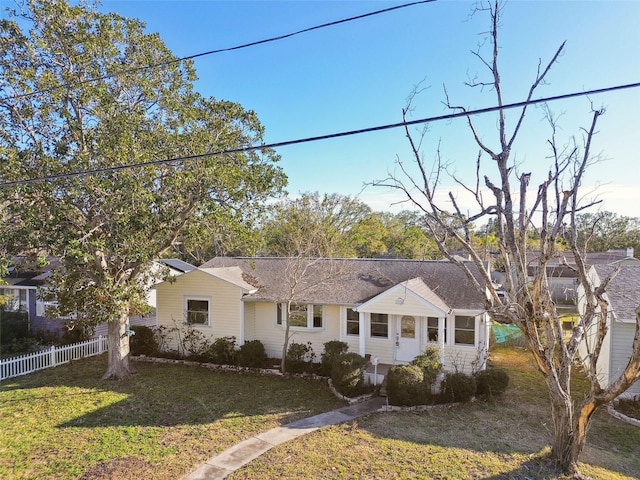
xmin=3 ymin=348 xmax=639 ymax=479
xmin=0 ymin=355 xmax=344 ymax=479
xmin=229 ymin=347 xmax=640 ymax=480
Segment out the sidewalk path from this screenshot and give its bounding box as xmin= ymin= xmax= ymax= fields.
xmin=183 ymin=396 xmax=387 ymax=480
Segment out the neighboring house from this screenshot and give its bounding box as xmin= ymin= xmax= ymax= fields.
xmin=1 ymin=257 xmax=194 ymax=338
xmin=577 ymin=264 xmax=640 ymax=399
xmin=0 ymin=258 xmax=61 ymax=336
xmin=155 ymin=257 xmax=491 ymax=375
xmin=493 ymin=248 xmax=640 ymax=304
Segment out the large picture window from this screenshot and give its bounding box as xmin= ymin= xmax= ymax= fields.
xmin=185 ymin=297 xmax=210 ymax=325
xmin=346 ymin=308 xmax=359 ymax=336
xmin=454 ymin=315 xmax=476 ymax=345
xmin=370 ymin=313 xmax=388 ymax=338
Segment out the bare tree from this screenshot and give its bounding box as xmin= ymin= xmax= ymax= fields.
xmin=277 ymin=227 xmax=351 ymax=373
xmin=375 ymin=1 xmax=640 ymax=474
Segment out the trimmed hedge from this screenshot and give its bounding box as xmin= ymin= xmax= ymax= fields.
xmin=320 ymin=340 xmax=349 ymax=376
xmin=130 ymin=325 xmax=158 ymax=356
xmin=475 ymin=367 xmax=510 ymax=396
xmin=206 ymin=336 xmax=237 ymax=365
xmin=442 ymin=372 xmax=476 ymax=403
xmin=330 ymin=352 xmax=368 ymax=397
xmin=386 ymin=365 xmax=426 ymax=406
xmin=237 ymin=340 xmax=268 ymax=368
xmin=411 ymin=346 xmax=443 ymax=386
xmin=286 ymin=342 xmax=316 ymax=374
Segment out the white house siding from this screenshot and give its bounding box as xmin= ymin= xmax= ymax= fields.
xmin=249 ymin=302 xmax=287 ymax=358
xmin=611 ymin=322 xmax=640 ymax=398
xmin=243 ymin=302 xmax=256 ymax=342
xmin=338 ymin=306 xmax=361 ymax=354
xmin=156 ymin=270 xmax=243 ymax=350
xmin=577 ymin=291 xmax=612 ymax=387
xmin=248 ymin=302 xmax=343 ymax=360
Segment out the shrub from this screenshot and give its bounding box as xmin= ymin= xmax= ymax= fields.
xmin=330 ymin=352 xmax=369 ymax=397
xmin=386 ymin=365 xmax=427 ymax=406
xmin=475 ymin=367 xmax=510 ymax=397
xmin=61 ymin=322 xmax=94 ymax=344
xmin=179 ymin=325 xmax=211 ymax=361
xmin=206 ymin=336 xmax=238 ymax=365
xmin=237 ymin=340 xmax=268 ymax=368
xmin=411 ymin=346 xmax=443 ymax=386
xmin=130 ymin=325 xmax=159 ymax=356
xmin=286 ymin=342 xmax=316 ymax=374
xmin=442 ymin=372 xmax=476 ymax=403
xmin=0 ymin=310 xmax=29 ymax=346
xmin=320 ymin=340 xmax=349 ymax=376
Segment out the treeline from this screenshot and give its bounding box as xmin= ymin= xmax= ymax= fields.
xmin=172 ymin=192 xmax=640 ymax=263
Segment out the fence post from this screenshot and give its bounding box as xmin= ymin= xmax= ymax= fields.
xmin=50 ymin=345 xmax=56 ymax=367
xmin=98 ymin=335 xmax=103 ymax=354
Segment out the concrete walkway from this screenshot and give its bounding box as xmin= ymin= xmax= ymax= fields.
xmin=183 ymin=396 xmax=387 ymax=480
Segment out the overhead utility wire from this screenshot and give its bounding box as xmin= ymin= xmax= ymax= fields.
xmin=1 ymin=81 xmax=638 ymax=188
xmin=0 ymin=0 xmax=436 ymax=102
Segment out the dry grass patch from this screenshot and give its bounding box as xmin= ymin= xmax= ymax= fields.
xmin=229 ymin=347 xmax=640 ymax=480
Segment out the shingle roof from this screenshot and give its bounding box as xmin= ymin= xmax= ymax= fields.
xmin=200 ymin=257 xmax=486 ymax=310
xmin=199 ymin=266 xmax=257 ymax=292
xmin=593 ymin=264 xmax=640 ymax=322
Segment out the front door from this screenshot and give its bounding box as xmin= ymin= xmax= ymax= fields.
xmin=396 ymin=315 xmax=421 ymax=362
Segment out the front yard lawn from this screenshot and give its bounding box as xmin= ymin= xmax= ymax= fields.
xmin=3 ymin=347 xmax=639 ymax=479
xmin=0 ymin=355 xmax=344 ymax=480
xmin=229 ymin=347 xmax=640 ymax=480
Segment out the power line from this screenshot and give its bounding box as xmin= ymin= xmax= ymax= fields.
xmin=0 ymin=0 xmax=436 ymax=102
xmin=2 ymin=81 xmax=637 ymax=188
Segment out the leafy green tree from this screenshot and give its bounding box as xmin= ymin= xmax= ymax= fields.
xmin=0 ymin=0 xmax=286 ymax=379
xmin=261 ymin=192 xmax=371 ymax=257
xmin=575 ymin=211 xmax=640 ymax=254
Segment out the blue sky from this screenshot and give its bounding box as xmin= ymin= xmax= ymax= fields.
xmin=30 ymin=1 xmax=640 ymax=217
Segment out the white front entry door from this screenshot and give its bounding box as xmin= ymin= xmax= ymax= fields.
xmin=396 ymin=315 xmax=421 ymax=362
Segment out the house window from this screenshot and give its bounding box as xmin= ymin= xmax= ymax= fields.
xmin=346 ymin=308 xmax=359 ymax=336
xmin=0 ymin=288 xmax=27 ymax=312
xmin=401 ymin=316 xmax=416 ymax=338
xmin=288 ymin=303 xmax=308 ymax=327
xmin=427 ymin=317 xmax=446 ymax=343
xmin=185 ymin=297 xmax=210 ymax=325
xmin=281 ymin=303 xmax=324 ymax=329
xmin=454 ymin=315 xmax=476 ymax=345
xmin=276 ymin=303 xmax=284 ymax=326
xmin=312 ymin=305 xmax=323 ymax=328
xmin=370 ymin=313 xmax=388 ymax=338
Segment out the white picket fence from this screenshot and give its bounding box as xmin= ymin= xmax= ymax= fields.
xmin=0 ymin=336 xmax=108 ymax=381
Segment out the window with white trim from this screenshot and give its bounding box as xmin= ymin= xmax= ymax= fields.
xmin=370 ymin=313 xmax=388 ymax=338
xmin=427 ymin=316 xmax=446 ymax=343
xmin=278 ymin=303 xmax=324 ymax=329
xmin=0 ymin=288 xmax=27 ymax=312
xmin=346 ymin=307 xmax=359 ymax=336
xmin=454 ymin=315 xmax=476 ymax=345
xmin=185 ymin=297 xmax=211 ymax=325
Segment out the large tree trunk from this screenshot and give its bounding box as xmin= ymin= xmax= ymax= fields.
xmin=102 ymin=308 xmax=133 ymax=380
xmin=548 ymin=380 xmax=600 ymax=474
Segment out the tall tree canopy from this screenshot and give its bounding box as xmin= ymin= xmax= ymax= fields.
xmin=260 ymin=192 xmax=442 ymax=259
xmin=377 ymin=1 xmax=640 ymax=474
xmin=0 ymin=0 xmax=286 ymax=378
xmin=575 ymin=211 xmax=640 ymax=254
